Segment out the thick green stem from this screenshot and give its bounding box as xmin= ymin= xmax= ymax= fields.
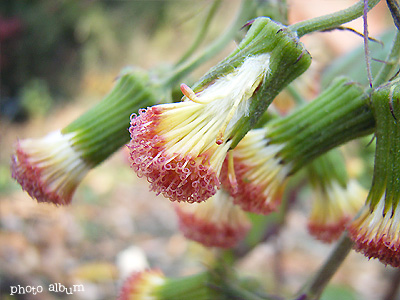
xmin=369 ymin=83 xmax=400 ymax=211
xmin=267 ymin=77 xmax=375 ymax=174
xmin=62 ymin=69 xmax=158 ymax=166
xmin=175 ymin=0 xmax=222 ymax=66
xmin=293 ymin=234 xmax=354 ymax=300
xmin=289 ymin=0 xmax=381 ymax=38
xmin=156 ymin=272 xmax=220 ymax=300
xmin=161 ymin=0 xmax=256 ymax=87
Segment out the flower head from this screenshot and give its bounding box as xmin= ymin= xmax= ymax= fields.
xmin=174 ymin=188 xmax=251 ymax=248
xmin=128 ymin=17 xmax=312 ymax=203
xmin=348 ymin=199 xmax=400 ymax=267
xmin=118 ymin=269 xmax=165 ymax=300
xmin=218 ymin=77 xmax=373 ymax=215
xmin=221 ymin=128 xmax=292 ymax=214
xmin=11 ymin=69 xmax=158 ymax=205
xmin=308 ymin=180 xmax=366 ymax=243
xmin=348 ymin=83 xmax=400 ymax=267
xmin=11 ymin=131 xmax=90 ymax=205
xmin=128 ymin=54 xmax=270 ymax=203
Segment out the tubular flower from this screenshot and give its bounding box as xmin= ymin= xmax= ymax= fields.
xmin=308 ymin=179 xmax=366 ymax=243
xmin=174 ymin=188 xmax=251 ymax=248
xmin=221 ymin=129 xmax=291 ymax=214
xmin=128 ymin=17 xmax=311 ymax=203
xmin=11 ymin=68 xmax=158 ymax=205
xmin=118 ymin=269 xmax=165 ymax=300
xmin=221 ymin=77 xmax=374 ymax=215
xmin=128 ymin=55 xmax=269 ymax=203
xmin=348 ymin=84 xmax=400 ymax=267
xmin=11 ymin=131 xmax=90 ymax=205
xmin=307 ymin=150 xmax=366 ymax=243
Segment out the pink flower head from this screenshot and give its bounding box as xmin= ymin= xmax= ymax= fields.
xmin=348 ymin=196 xmax=400 ymax=267
xmin=174 ymin=189 xmax=251 ymax=248
xmin=221 ymin=129 xmax=291 ymax=214
xmin=307 ymin=180 xmax=366 ymax=243
xmin=118 ymin=269 xmax=165 ymax=300
xmin=11 ymin=131 xmax=90 ymax=205
xmin=128 ymin=54 xmax=270 ymax=203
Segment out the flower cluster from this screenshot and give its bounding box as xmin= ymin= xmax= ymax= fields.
xmin=127 ymin=17 xmax=311 ymax=205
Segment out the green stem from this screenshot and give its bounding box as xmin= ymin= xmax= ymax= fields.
xmin=161 ymin=0 xmax=256 ymax=87
xmin=157 ymin=272 xmax=219 ymax=300
xmin=62 ymin=69 xmax=158 ymax=166
xmin=268 ymin=77 xmax=374 ymax=174
xmin=293 ymin=234 xmax=354 ymax=300
xmin=175 ymin=0 xmax=222 ymax=66
xmin=373 ymin=30 xmax=400 ymax=86
xmin=369 ymin=84 xmax=400 ymax=211
xmin=289 ymin=0 xmax=381 ymax=38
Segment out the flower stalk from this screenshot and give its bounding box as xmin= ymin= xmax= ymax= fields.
xmin=289 ymin=0 xmax=381 ymax=38
xmin=293 ymin=234 xmax=354 ymax=300
xmin=348 ymin=81 xmax=400 ymax=267
xmin=267 ymin=77 xmax=374 ymax=175
xmin=62 ymin=68 xmax=159 ymax=166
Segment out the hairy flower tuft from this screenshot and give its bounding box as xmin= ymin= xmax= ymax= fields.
xmin=174 ymin=189 xmax=251 ymax=248
xmin=128 ymin=55 xmax=270 ymax=203
xmin=308 ymin=180 xmax=366 ymax=243
xmin=348 ymin=198 xmax=400 ymax=267
xmin=221 ymin=129 xmax=291 ymax=214
xmin=11 ymin=131 xmax=91 ymax=205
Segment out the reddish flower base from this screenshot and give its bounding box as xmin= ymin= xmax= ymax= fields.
xmin=128 ymin=107 xmax=220 ymax=203
xmin=175 ymin=205 xmax=249 ymax=248
xmin=348 ymin=227 xmax=400 ymax=267
xmin=11 ymin=145 xmax=73 ymax=205
xmin=307 ymin=218 xmax=349 ymax=243
xmin=221 ymin=160 xmax=283 ymax=214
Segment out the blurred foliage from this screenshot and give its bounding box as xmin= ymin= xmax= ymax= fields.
xmin=0 ymin=0 xmax=171 ymax=122
xmin=321 ymin=29 xmax=397 ymax=88
xmin=321 ymin=284 xmax=359 ymax=300
xmin=20 ymin=79 xmax=52 ymax=117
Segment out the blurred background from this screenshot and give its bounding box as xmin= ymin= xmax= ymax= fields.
xmin=0 ymin=1 xmax=398 ymax=299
